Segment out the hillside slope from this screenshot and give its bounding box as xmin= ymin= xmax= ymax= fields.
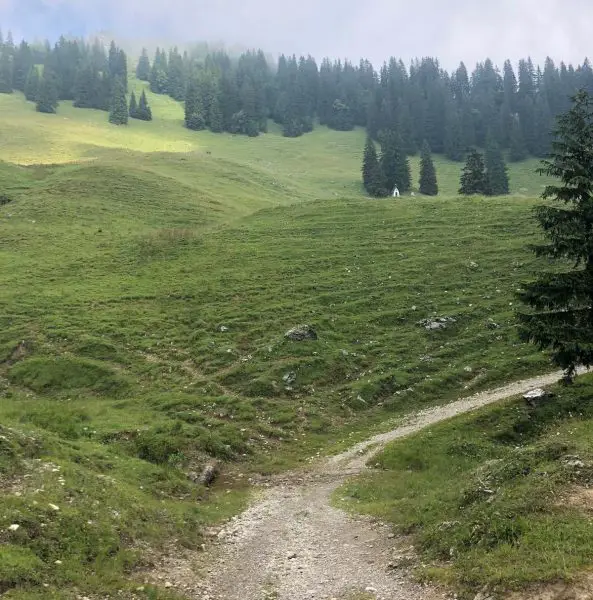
xmin=0 ymin=86 xmax=563 ymax=598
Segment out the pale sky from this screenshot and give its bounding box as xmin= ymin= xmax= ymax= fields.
xmin=1 ymin=0 xmax=592 ymax=70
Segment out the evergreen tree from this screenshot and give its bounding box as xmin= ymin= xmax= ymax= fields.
xmin=128 ymin=91 xmax=138 ymax=118
xmin=109 ymin=77 xmax=128 ymax=125
xmin=208 ymin=92 xmax=223 ymax=132
xmin=185 ymin=77 xmax=205 ymax=130
xmin=459 ymin=150 xmax=488 ymax=195
xmin=518 ymin=91 xmax=593 ymax=379
xmin=24 ymin=65 xmax=40 ymax=101
xmin=444 ymin=105 xmax=465 ymax=161
xmin=0 ymin=45 xmax=13 ymax=93
xmin=136 ymin=48 xmax=151 ymax=81
xmin=149 ymin=48 xmax=168 ymax=94
xmin=12 ymin=41 xmax=33 ymax=91
xmin=485 ymin=140 xmax=510 ymax=195
xmin=362 ymin=136 xmax=386 ymax=197
xmin=419 ymin=141 xmax=438 ymax=195
xmin=380 ymin=130 xmax=411 ymax=193
xmin=35 ymin=68 xmax=59 ymax=113
xmin=509 ymin=116 xmax=528 ymax=161
xmin=167 ymin=48 xmax=185 ymax=101
xmin=137 ymin=89 xmax=152 ymax=121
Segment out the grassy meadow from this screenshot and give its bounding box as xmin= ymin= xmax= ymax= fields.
xmin=0 ymin=81 xmax=574 ymax=598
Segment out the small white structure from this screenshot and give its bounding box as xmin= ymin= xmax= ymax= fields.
xmin=392 ymin=186 xmax=400 ymax=198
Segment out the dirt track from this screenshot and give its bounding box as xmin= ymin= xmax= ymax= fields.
xmin=190 ymin=370 xmax=577 ymax=599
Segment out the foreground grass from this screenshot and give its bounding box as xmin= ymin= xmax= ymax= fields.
xmin=0 ymin=158 xmax=553 ymax=596
xmin=338 ymin=375 xmax=593 ymax=596
xmin=0 ymin=84 xmax=563 ymax=597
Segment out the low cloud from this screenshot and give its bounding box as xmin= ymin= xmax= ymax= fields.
xmin=1 ymin=0 xmax=592 ymax=69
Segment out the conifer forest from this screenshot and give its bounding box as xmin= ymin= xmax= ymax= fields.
xmin=0 ymin=28 xmax=589 ymax=162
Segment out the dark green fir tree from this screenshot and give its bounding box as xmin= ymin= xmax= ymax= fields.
xmin=109 ymin=77 xmax=128 ymax=125
xmin=419 ymin=141 xmax=438 ymax=196
xmin=380 ymin=130 xmax=411 ymax=193
xmin=35 ymin=68 xmax=59 ymax=113
xmin=0 ymin=45 xmax=13 ymax=93
xmin=518 ymin=91 xmax=593 ymax=379
xmin=362 ymin=136 xmax=386 ymax=197
xmin=136 ymin=48 xmax=151 ymax=81
xmin=137 ymin=90 xmax=152 ymax=121
xmin=459 ymin=149 xmax=488 ymax=195
xmin=485 ymin=140 xmax=510 ymax=195
xmin=128 ymin=91 xmax=138 ymax=118
xmin=509 ymin=116 xmax=528 ymax=162
xmin=24 ymin=65 xmax=40 ymax=101
xmin=209 ymin=93 xmax=223 ymax=132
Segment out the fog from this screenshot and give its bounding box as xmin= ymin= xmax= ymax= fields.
xmin=1 ymin=0 xmax=592 ymax=69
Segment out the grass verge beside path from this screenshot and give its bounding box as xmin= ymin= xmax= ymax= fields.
xmin=338 ymin=375 xmax=593 ymax=597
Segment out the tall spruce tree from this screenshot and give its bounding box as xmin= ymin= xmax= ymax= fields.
xmin=380 ymin=130 xmax=411 ymax=193
xmin=136 ymin=48 xmax=151 ymax=81
xmin=0 ymin=45 xmax=13 ymax=93
xmin=137 ymin=90 xmax=152 ymax=121
xmin=362 ymin=136 xmax=386 ymax=197
xmin=24 ymin=65 xmax=40 ymax=101
xmin=485 ymin=140 xmax=510 ymax=195
xmin=109 ymin=77 xmax=128 ymax=125
xmin=128 ymin=91 xmax=138 ymax=118
xmin=419 ymin=141 xmax=438 ymax=195
xmin=459 ymin=150 xmax=488 ymax=195
xmin=509 ymin=116 xmax=528 ymax=161
xmin=518 ymin=91 xmax=593 ymax=379
xmin=35 ymin=68 xmax=59 ymax=113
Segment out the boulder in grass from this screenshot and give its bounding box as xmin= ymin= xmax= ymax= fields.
xmin=523 ymin=388 xmax=549 ymax=408
xmin=284 ymin=325 xmax=318 ymax=341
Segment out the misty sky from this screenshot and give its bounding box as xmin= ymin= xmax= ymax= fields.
xmin=1 ymin=0 xmax=592 ymax=69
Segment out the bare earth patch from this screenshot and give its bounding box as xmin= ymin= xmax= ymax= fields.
xmin=562 ymin=486 xmax=593 ymax=513
xmin=508 ymin=575 xmax=593 ymax=600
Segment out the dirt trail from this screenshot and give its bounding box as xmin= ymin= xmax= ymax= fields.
xmin=197 ymin=369 xmax=580 ymax=600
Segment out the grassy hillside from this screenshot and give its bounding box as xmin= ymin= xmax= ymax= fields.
xmin=338 ymin=375 xmax=593 ymax=597
xmin=0 ymin=82 xmax=550 ymax=199
xmin=0 ymin=82 xmax=564 ymax=598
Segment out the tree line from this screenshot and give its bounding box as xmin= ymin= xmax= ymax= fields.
xmin=134 ymin=43 xmax=591 ymax=159
xmin=2 ymin=27 xmax=592 ymax=157
xmin=362 ymin=133 xmax=508 ymax=198
xmin=0 ymin=31 xmax=151 ymax=124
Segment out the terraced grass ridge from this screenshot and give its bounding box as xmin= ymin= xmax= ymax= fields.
xmin=0 ymin=80 xmax=583 ymax=599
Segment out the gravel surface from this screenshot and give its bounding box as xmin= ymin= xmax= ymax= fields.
xmin=193 ymin=370 xmax=578 ymax=600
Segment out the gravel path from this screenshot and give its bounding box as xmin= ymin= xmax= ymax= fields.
xmin=198 ymin=369 xmax=578 ymax=600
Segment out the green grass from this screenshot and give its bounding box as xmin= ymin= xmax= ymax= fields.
xmin=0 ymin=81 xmax=568 ymax=598
xmin=338 ymin=376 xmax=593 ymax=596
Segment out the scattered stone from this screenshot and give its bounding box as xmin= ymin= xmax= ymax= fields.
xmin=464 ymin=366 xmax=473 ymax=373
xmin=486 ymin=319 xmax=500 ymax=330
xmin=55 ymin=560 xmax=63 ymax=565
xmin=283 ymin=372 xmax=297 ymax=386
xmin=198 ymin=464 xmax=220 ymax=487
xmin=164 ymin=581 xmax=173 ymax=588
xmin=8 ymin=524 xmax=20 ymax=532
xmin=469 ymin=261 xmax=479 ymax=269
xmin=287 ymin=552 xmax=298 ymax=560
xmin=219 ymin=325 xmax=229 ymax=333
xmin=563 ymin=455 xmax=586 ymax=468
xmin=365 ymin=586 xmax=377 ymax=593
xmin=523 ymin=388 xmax=549 ymax=408
xmin=418 ymin=317 xmax=457 ymax=331
xmin=48 ymin=503 xmax=60 ymax=511
xmin=285 ymin=325 xmax=318 ymax=341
